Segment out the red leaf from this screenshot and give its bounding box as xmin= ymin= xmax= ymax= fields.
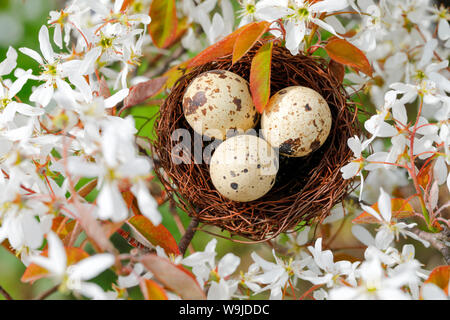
xmin=51 ymin=216 xmax=77 ymax=246
xmin=141 ymin=279 xmax=168 ymax=300
xmin=232 ymin=21 xmax=271 ymax=65
xmin=149 ymin=0 xmax=177 ymax=49
xmin=98 ymin=76 xmax=111 ymax=99
xmin=120 ymin=0 xmax=133 ymax=11
xmin=127 ymin=215 xmax=180 ymax=255
xmin=424 ymin=266 xmax=449 ymax=294
xmin=123 ymin=77 xmax=167 ymax=108
xmin=353 ymin=198 xmax=415 ymax=224
xmin=328 ymin=59 xmax=345 ymax=84
xmin=325 ymin=38 xmax=373 ymax=77
xmin=188 ymin=22 xmax=258 ymax=68
xmin=418 ymin=163 xmax=433 ymax=191
xmin=140 ymin=254 xmax=205 ymax=300
xmin=52 ymin=217 xmax=76 ymax=238
xmin=78 ymin=208 xmax=115 ymax=253
xmin=250 ymin=41 xmax=273 ymax=113
xmin=21 ymin=247 xmax=89 ymax=283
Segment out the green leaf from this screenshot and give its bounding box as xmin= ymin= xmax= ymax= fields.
xmin=232 ymin=21 xmax=271 ymax=65
xmin=149 ymin=0 xmax=177 ymax=49
xmin=250 ymin=41 xmax=273 ymax=113
xmin=127 ymin=215 xmax=180 ymax=255
xmin=325 ymin=38 xmax=373 ymax=77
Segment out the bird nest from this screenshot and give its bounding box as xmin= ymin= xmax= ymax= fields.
xmin=151 ymin=44 xmax=360 ymax=242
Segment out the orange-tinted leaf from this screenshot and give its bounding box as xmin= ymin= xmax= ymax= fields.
xmin=340 ymin=29 xmax=358 ymax=38
xmin=122 ymin=191 xmax=140 ymax=215
xmin=149 ymin=0 xmax=177 ymax=48
xmin=188 ymin=22 xmax=257 ymax=68
xmin=163 ymin=59 xmax=192 ymax=90
xmin=325 ymin=38 xmax=373 ymax=77
xmin=164 ymin=16 xmax=190 ymax=49
xmin=124 ymin=77 xmax=167 ymax=108
xmin=127 ymin=215 xmax=180 ymax=255
xmin=328 ymin=59 xmax=345 ymax=84
xmin=1 ymin=240 xmax=15 ymax=256
xmin=232 ymin=21 xmax=271 ymax=64
xmin=142 ymin=279 xmax=168 ymax=300
xmin=425 ymin=266 xmax=449 ymax=294
xmin=51 ymin=217 xmax=78 ymax=246
xmin=353 ymin=198 xmax=414 ymax=224
xmin=98 ymin=76 xmax=111 ymax=99
xmin=140 ymin=254 xmax=205 ymax=300
xmin=120 ymin=0 xmax=133 ymax=11
xmin=250 ymin=41 xmax=273 ymax=113
xmin=52 ymin=217 xmax=76 ymax=239
xmin=21 ymin=247 xmax=89 ymax=283
xmin=418 ymin=163 xmax=432 ymax=191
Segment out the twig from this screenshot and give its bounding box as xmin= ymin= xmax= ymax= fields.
xmin=0 ymin=286 xmax=13 ymax=300
xmin=169 ymin=202 xmax=195 ymax=254
xmin=34 ymin=285 xmax=59 ymax=300
xmin=298 ymin=284 xmax=324 ymax=300
xmin=409 ymin=226 xmax=450 ymax=265
xmin=145 ymin=45 xmax=187 ymax=79
xmin=178 ymin=217 xmax=199 ymax=256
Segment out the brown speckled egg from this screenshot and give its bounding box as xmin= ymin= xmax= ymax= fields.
xmin=209 ymin=135 xmax=278 ymax=202
xmin=183 ymin=70 xmax=258 ymax=140
xmin=261 ymin=86 xmax=332 ymax=157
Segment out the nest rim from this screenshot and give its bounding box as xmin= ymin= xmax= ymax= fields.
xmin=151 ymin=44 xmax=361 ymax=242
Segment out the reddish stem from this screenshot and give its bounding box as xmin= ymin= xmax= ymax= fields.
xmin=298 ymin=284 xmax=324 ymax=300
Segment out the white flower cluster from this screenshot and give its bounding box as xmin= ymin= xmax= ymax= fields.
xmin=159 ymin=189 xmax=444 ymax=300
xmin=0 ymin=0 xmax=158 ymax=268
xmin=337 ymin=0 xmax=449 ymax=227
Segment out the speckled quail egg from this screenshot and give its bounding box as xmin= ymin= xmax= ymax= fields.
xmin=209 ymin=134 xmax=278 ymax=202
xmin=261 ymin=86 xmax=332 ymax=157
xmin=183 ymin=70 xmax=259 ymax=140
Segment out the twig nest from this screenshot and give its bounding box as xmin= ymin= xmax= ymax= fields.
xmin=209 ymin=134 xmax=278 ymax=202
xmin=261 ymin=86 xmax=332 ymax=157
xmin=182 ymin=70 xmax=258 ymax=140
xmin=153 ymin=45 xmax=360 ymax=241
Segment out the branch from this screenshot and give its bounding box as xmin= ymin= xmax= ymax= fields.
xmin=410 ymin=226 xmax=450 ymax=265
xmin=34 ymin=285 xmax=59 ymax=300
xmin=0 ymin=285 xmax=13 ymax=300
xmin=145 ymin=45 xmax=187 ymax=79
xmin=178 ymin=217 xmax=199 ymax=256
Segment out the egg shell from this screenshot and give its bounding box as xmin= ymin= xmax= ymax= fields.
xmin=209 ymin=134 xmax=278 ymax=202
xmin=183 ymin=70 xmax=259 ymax=140
xmin=261 ymin=86 xmax=332 ymax=157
